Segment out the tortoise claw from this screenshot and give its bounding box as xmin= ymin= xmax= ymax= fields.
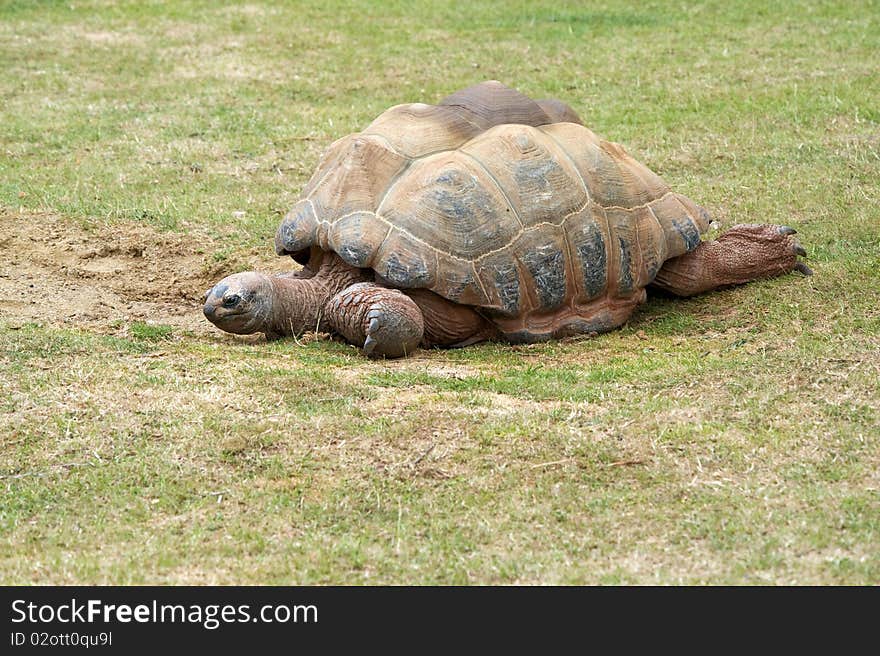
xmin=778 ymin=226 xmax=797 ymax=236
xmin=362 ymin=318 xmax=380 ymax=356
xmin=793 ymin=244 xmax=807 ymax=257
xmin=795 ymin=261 xmax=813 ymax=276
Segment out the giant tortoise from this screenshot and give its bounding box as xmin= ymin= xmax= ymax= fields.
xmin=204 ymin=81 xmax=810 ymax=357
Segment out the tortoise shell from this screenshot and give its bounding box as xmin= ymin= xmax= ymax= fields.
xmin=276 ymin=81 xmax=710 ymax=340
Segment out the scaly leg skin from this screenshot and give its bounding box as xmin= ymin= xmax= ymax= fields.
xmin=325 ymin=283 xmax=424 ymax=358
xmin=651 ymin=224 xmax=812 ymax=297
xmin=405 ymin=289 xmax=499 ymax=348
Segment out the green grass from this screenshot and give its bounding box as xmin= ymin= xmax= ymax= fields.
xmin=1 ymin=0 xmax=878 ymax=584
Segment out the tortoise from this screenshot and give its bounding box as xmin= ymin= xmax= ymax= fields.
xmin=204 ymin=81 xmax=811 ymax=357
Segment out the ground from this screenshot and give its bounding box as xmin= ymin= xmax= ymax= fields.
xmin=1 ymin=0 xmax=878 ymax=584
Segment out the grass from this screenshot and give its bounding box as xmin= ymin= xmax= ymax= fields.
xmin=1 ymin=0 xmax=878 ymax=584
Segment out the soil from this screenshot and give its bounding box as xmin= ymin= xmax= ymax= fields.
xmin=0 ymin=211 xmax=292 ymax=336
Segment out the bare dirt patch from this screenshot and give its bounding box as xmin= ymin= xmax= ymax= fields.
xmin=0 ymin=211 xmax=289 ymax=335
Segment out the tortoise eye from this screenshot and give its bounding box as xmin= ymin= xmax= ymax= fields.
xmin=223 ymin=294 xmax=241 ymax=308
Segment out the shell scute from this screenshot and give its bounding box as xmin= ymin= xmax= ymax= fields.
xmin=275 ymin=199 xmax=318 ymax=256
xmin=308 ymin=134 xmax=407 ymax=219
xmin=515 ymin=228 xmax=569 ymax=312
xmin=373 ymin=229 xmax=436 ymax=289
xmin=564 ymin=207 xmax=608 ymax=302
xmin=478 ymin=251 xmax=523 ymax=318
xmin=649 ymin=193 xmax=710 ymax=259
xmin=461 ymin=124 xmax=588 ymax=228
xmin=328 ymin=211 xmax=388 ymax=268
xmin=363 ymin=103 xmax=480 ymax=158
xmin=439 ymin=80 xmax=553 ymax=129
xmin=380 ymin=153 xmax=520 ymax=260
xmin=431 ymin=257 xmax=486 ymax=306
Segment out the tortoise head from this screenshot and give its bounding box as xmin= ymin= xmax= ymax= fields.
xmin=203 ymin=272 xmax=274 ymax=335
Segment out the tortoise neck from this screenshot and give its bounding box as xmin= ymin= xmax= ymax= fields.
xmin=266 ymin=253 xmax=369 ymax=337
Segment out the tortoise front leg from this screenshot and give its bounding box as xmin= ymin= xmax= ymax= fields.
xmin=651 ymin=224 xmax=812 ymax=297
xmin=324 ymin=283 xmax=424 ymax=358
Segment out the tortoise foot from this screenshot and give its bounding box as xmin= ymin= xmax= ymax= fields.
xmin=729 ymin=223 xmax=812 ymax=278
xmin=652 ymin=224 xmax=812 ymax=296
xmin=325 ymin=283 xmax=424 ymax=358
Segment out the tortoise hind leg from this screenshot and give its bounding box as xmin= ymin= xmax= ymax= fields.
xmin=325 ymin=283 xmax=424 ymax=358
xmin=651 ymin=224 xmax=812 ymax=297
